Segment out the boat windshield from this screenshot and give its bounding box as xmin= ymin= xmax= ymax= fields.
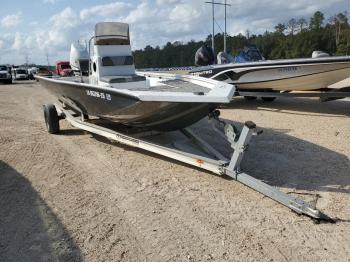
xmin=102 ymin=56 xmax=134 ymax=66
xmin=247 ymin=50 xmax=263 ymax=61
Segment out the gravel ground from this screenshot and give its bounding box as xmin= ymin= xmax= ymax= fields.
xmin=0 ymin=80 xmax=349 ymax=262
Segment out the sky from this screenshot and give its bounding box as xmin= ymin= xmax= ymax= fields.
xmin=0 ymin=0 xmax=349 ymax=65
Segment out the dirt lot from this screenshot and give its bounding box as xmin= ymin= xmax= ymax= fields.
xmin=0 ymin=80 xmax=349 ymax=262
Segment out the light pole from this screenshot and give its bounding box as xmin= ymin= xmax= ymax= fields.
xmin=205 ymin=1 xmax=231 ymax=54
xmin=224 ymin=0 xmax=227 ymax=53
xmin=205 ymin=1 xmax=216 ymax=54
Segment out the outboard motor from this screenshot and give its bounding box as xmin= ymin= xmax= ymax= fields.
xmin=195 ymin=45 xmax=215 ymax=66
xmin=70 ymin=42 xmax=89 ymax=76
xmin=217 ymin=51 xmax=235 ymax=64
xmin=312 ymin=51 xmax=330 ymax=58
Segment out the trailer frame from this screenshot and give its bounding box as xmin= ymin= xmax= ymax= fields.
xmin=50 ymin=103 xmax=333 ymax=221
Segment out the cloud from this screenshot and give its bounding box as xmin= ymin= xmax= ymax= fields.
xmin=156 ymin=0 xmax=183 ymax=5
xmin=50 ymin=7 xmax=80 ymax=29
xmin=124 ymin=2 xmax=157 ymax=24
xmin=11 ymin=32 xmax=37 ymax=52
xmin=3 ymin=7 xmax=83 ymax=64
xmin=43 ymin=0 xmax=57 ymax=4
xmin=30 ymin=21 xmax=39 ymax=26
xmin=1 ymin=12 xmax=22 ymax=28
xmin=80 ymin=2 xmax=133 ymax=20
xmin=11 ymin=33 xmax=24 ymax=50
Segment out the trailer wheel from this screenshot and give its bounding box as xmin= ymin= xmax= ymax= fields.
xmin=244 ymin=96 xmax=257 ymax=100
xmin=43 ymin=104 xmax=60 ymax=134
xmin=261 ymin=97 xmax=276 ymax=102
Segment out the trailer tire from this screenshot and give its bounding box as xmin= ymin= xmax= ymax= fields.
xmin=261 ymin=97 xmax=276 ymax=102
xmin=43 ymin=104 xmax=60 ymax=134
xmin=244 ymin=96 xmax=257 ymax=100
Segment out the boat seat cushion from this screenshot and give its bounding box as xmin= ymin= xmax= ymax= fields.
xmin=100 ymin=75 xmax=146 ymax=83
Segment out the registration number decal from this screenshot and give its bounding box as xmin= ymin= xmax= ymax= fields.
xmin=278 ymin=66 xmax=302 ymax=72
xmin=86 ymin=90 xmax=111 ymax=100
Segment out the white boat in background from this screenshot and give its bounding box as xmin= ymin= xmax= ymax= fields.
xmin=192 ymin=57 xmax=350 ymax=92
xmin=191 ymin=46 xmax=350 ymax=92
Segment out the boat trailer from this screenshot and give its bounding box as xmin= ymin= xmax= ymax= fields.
xmin=45 ymin=103 xmax=333 ymax=221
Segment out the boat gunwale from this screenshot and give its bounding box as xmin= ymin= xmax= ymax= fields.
xmin=36 ymin=73 xmax=235 ymax=103
xmin=191 ymin=56 xmax=350 ymax=73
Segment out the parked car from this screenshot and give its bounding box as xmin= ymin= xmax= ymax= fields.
xmin=0 ymin=65 xmax=12 ymax=84
xmin=55 ymin=61 xmax=73 ymax=77
xmin=13 ymin=68 xmax=29 ymax=80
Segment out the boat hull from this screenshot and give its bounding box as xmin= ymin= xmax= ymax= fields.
xmin=37 ymin=77 xmax=218 ymax=131
xmin=235 ymin=66 xmax=350 ymax=91
xmin=191 ymin=57 xmax=350 ymax=91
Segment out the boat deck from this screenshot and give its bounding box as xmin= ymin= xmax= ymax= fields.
xmin=146 ymin=79 xmax=211 ymax=93
xmin=57 ymin=76 xmax=212 ymax=94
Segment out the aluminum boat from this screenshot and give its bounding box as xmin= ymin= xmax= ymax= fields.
xmin=36 ymin=22 xmax=235 ymax=131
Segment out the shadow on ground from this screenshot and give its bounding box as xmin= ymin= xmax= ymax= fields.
xmin=0 ymin=80 xmax=37 ymax=86
xmin=224 ymin=97 xmax=350 ymax=117
xmin=59 ymin=129 xmax=87 ymax=136
xmin=0 ymin=161 xmax=82 ymax=262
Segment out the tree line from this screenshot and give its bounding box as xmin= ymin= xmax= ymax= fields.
xmin=133 ymin=11 xmax=350 ymax=69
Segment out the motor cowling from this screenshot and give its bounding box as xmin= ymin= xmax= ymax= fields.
xmin=312 ymin=51 xmax=330 ymax=58
xmin=195 ymin=45 xmax=215 ymax=66
xmin=217 ymin=52 xmax=235 ymax=64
